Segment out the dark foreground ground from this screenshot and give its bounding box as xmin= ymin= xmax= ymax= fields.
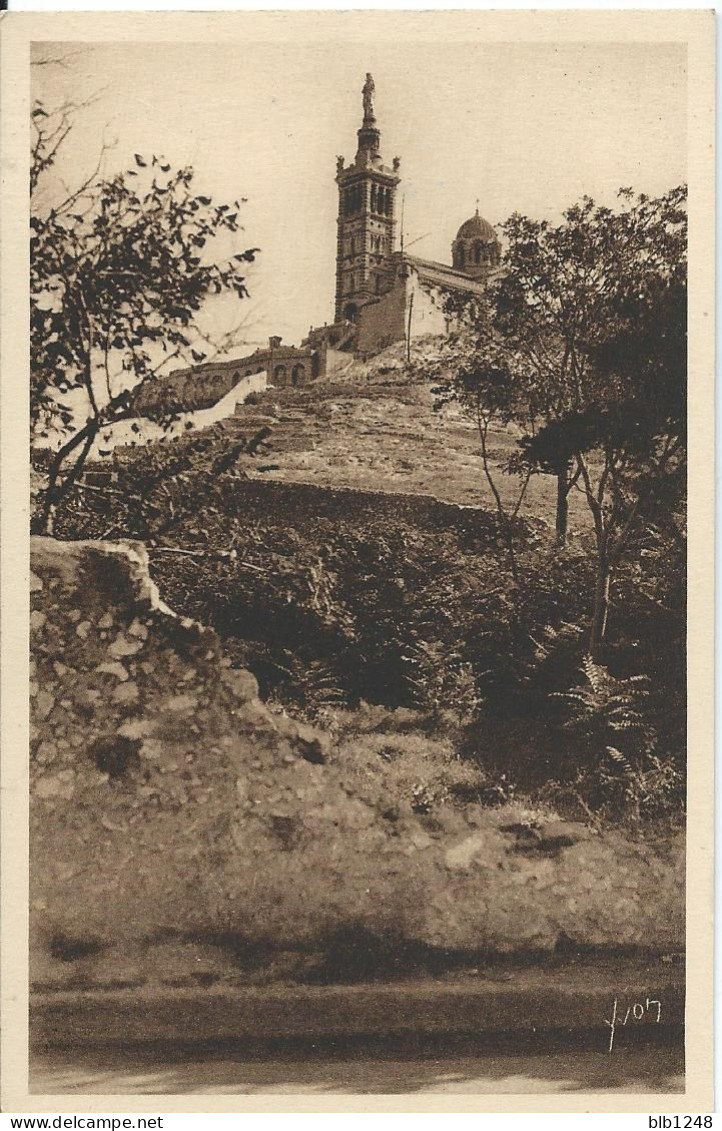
xmin=32 ymin=1031 xmax=684 ymax=1095
xmin=30 ymin=963 xmax=684 ymax=1096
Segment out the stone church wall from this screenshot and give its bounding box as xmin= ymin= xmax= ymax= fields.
xmin=355 ymin=277 xmax=409 ymax=357
xmin=355 ymin=272 xmax=452 ymax=358
xmin=405 ymin=280 xmax=451 ymax=341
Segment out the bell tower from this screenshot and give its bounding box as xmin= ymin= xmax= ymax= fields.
xmin=335 ymin=74 xmax=401 ymax=323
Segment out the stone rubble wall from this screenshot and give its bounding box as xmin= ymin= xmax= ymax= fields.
xmin=216 ymin=478 xmax=504 ymax=538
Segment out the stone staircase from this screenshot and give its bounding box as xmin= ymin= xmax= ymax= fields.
xmin=212 ymin=388 xmax=333 ymax=458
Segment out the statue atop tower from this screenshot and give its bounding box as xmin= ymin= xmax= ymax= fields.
xmin=362 ymin=73 xmax=376 ymax=123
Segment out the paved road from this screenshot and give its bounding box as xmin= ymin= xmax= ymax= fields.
xmin=32 ymin=1041 xmax=684 ymax=1095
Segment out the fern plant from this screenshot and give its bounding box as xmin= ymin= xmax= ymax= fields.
xmin=555 ymin=657 xmax=682 ymax=820
xmin=269 ymin=651 xmax=347 ymax=719
xmin=401 ymin=638 xmax=481 ymax=723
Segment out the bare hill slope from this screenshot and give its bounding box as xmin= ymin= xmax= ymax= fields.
xmin=212 ymin=338 xmax=588 ymax=531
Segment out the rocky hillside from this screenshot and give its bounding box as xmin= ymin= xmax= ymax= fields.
xmin=86 ymin=336 xmax=586 ymax=534
xmin=202 ymin=338 xmax=589 ymax=532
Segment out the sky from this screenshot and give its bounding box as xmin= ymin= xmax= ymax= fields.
xmin=32 ymin=38 xmax=687 ymax=351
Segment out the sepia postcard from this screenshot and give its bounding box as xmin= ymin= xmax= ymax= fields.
xmin=0 ymin=9 xmax=715 ymax=1114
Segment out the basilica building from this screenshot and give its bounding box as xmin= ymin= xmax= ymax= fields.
xmin=135 ymin=73 xmax=502 ymax=417
xmin=307 ymin=73 xmax=502 ymax=358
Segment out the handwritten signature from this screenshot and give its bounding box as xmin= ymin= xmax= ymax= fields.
xmin=604 ymin=996 xmax=662 ymax=1052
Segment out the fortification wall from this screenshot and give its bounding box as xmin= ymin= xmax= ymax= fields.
xmin=88 ymin=372 xmax=268 ymax=461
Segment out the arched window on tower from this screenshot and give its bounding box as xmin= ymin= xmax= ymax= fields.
xmin=474 ymin=243 xmax=482 ymax=265
xmin=370 ymin=184 xmax=377 ymax=212
xmin=457 ymin=245 xmax=465 ymax=268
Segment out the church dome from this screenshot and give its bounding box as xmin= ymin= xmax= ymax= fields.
xmin=452 ymin=206 xmax=501 ymax=277
xmin=455 ymin=209 xmax=497 ymax=243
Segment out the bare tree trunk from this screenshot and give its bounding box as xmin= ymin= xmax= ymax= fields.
xmin=40 ymin=421 xmax=97 ymax=533
xmin=476 ymin=409 xmax=519 ymax=585
xmin=589 ymin=560 xmax=611 ymax=660
xmin=556 ymin=467 xmax=569 ymax=544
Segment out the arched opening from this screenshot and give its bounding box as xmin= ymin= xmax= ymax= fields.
xmin=457 ymin=244 xmax=465 ymax=268
xmin=291 ymin=363 xmax=305 ymax=387
xmin=344 ymin=303 xmax=358 ymax=323
xmin=474 ymin=243 xmax=482 ymax=265
xmin=273 ymin=364 xmax=287 ymax=384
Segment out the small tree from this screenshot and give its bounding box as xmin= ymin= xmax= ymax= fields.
xmin=430 ymin=318 xmax=536 ymax=585
xmin=493 ymin=199 xmax=628 ymax=542
xmin=31 ymin=100 xmax=259 ymax=531
xmin=519 ymin=188 xmax=687 ymax=654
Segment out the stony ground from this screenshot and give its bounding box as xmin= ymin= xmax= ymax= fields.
xmin=219 ymin=380 xmax=590 ymax=532
xmin=31 ymin=536 xmax=683 ymax=994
